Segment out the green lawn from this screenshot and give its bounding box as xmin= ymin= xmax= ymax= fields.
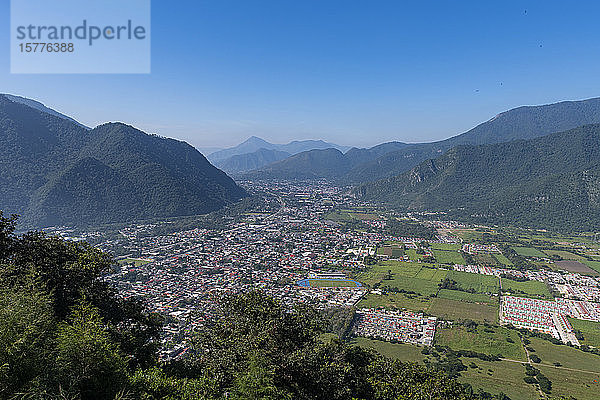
xmin=435 ymin=325 xmax=525 ymax=360
xmin=432 ymin=250 xmax=465 ymax=265
xmin=406 ymin=249 xmax=424 ymax=261
xmin=437 ymin=289 xmax=497 ymax=305
xmin=427 ymin=298 xmax=499 ymax=323
xmin=446 ymin=270 xmax=500 ymax=294
xmin=414 ymin=268 xmax=447 ymax=282
xmin=511 ymin=246 xmax=547 ymax=258
xmin=500 ymin=278 xmax=552 ymax=299
xmin=569 ymin=318 xmax=600 ymax=348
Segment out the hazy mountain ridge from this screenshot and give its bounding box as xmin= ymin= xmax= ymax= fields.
xmin=0 ymin=96 xmax=247 ymax=228
xmin=356 ymin=124 xmax=600 ymax=231
xmin=249 ymin=97 xmax=600 ymax=183
xmin=214 ymin=148 xmax=291 ymax=173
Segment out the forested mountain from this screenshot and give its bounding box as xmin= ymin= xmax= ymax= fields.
xmin=208 ymin=135 xmax=350 ymax=166
xmin=356 ymin=124 xmax=600 ymax=231
xmin=214 ymin=148 xmax=291 ymax=173
xmin=0 ymin=95 xmax=247 ymax=228
xmin=250 ymin=97 xmax=600 ymax=183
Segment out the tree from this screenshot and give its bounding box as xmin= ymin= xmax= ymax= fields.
xmin=56 ymin=301 xmax=128 ymax=400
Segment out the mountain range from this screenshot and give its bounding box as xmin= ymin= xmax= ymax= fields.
xmin=356 ymin=124 xmax=600 ymax=231
xmin=245 ymin=98 xmax=600 ymax=183
xmin=209 ymin=136 xmax=350 ymax=173
xmin=0 ymin=94 xmax=247 ymax=229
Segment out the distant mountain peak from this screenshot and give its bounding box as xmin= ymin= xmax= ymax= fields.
xmin=2 ymin=93 xmax=90 ymax=130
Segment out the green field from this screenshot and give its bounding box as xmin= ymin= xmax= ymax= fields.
xmin=118 ymin=258 xmax=152 ymax=267
xmin=527 ymin=337 xmax=600 ymax=373
xmin=543 ymin=249 xmax=586 ymax=260
xmin=427 ymin=298 xmax=499 ymax=323
xmin=437 ymin=289 xmax=497 ymax=305
xmin=582 ymin=259 xmax=600 ymax=273
xmin=538 ymin=365 xmax=600 ymax=400
xmin=511 ymin=246 xmax=547 ymax=258
xmin=568 ymin=318 xmax=600 ymax=348
xmin=492 ymin=253 xmax=513 ymax=266
xmin=435 ymin=325 xmax=526 ymax=360
xmin=308 ymin=279 xmax=359 ymax=287
xmin=472 ymin=253 xmax=498 ymax=266
xmin=500 ymin=278 xmax=552 ymax=299
xmin=357 ymin=292 xmax=432 ymax=312
xmin=406 ymin=249 xmax=424 ymax=261
xmin=357 ymin=261 xmax=446 ymax=296
xmin=351 ymin=337 xmax=427 ymax=363
xmin=446 ymin=270 xmax=500 ymax=294
xmin=458 ymin=359 xmax=539 ymax=400
xmin=432 ymin=249 xmax=465 ymax=265
xmin=430 ymin=243 xmax=462 ymax=251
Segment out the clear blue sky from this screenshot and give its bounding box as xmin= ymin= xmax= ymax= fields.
xmin=2 ymin=0 xmax=600 ymax=149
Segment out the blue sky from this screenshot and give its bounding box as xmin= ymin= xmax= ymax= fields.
xmin=2 ymin=0 xmax=600 ymax=149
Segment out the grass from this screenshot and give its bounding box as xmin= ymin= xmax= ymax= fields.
xmin=118 ymin=258 xmax=151 ymax=267
xmin=568 ymin=318 xmax=600 ymax=348
xmin=406 ymin=249 xmax=424 ymax=261
xmin=414 ymin=268 xmax=447 ymax=282
xmin=472 ymin=253 xmax=498 ymax=266
xmin=527 ymin=337 xmax=600 ymax=373
xmin=308 ymin=279 xmax=359 ymax=287
xmin=358 ymin=261 xmax=446 ymax=296
xmin=537 ymin=364 xmax=600 ymax=400
xmin=351 ymin=337 xmax=427 ymax=363
xmin=581 ymin=259 xmax=600 ymax=273
xmin=427 ymin=298 xmax=499 ymax=323
xmin=357 ymin=292 xmax=432 ymax=312
xmin=384 ymin=276 xmax=441 ymax=296
xmin=543 ymin=249 xmax=586 ymax=260
xmin=432 ymin=250 xmax=465 ymax=265
xmin=458 ymin=359 xmax=539 ymax=400
xmin=446 ymin=270 xmax=500 ymax=294
xmin=435 ymin=325 xmax=526 ymax=360
xmin=493 ymin=253 xmax=513 ymax=266
xmin=511 ymin=246 xmax=547 ymax=258
xmin=500 ymin=278 xmax=552 ymax=299
xmin=430 ymin=243 xmax=462 ymax=251
xmin=437 ymin=289 xmax=497 ymax=305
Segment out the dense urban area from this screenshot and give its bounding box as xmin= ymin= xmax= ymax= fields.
xmin=44 ymin=180 xmax=600 ymax=400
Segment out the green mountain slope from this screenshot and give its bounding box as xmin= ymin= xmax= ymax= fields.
xmin=356 ymin=124 xmax=600 ymax=231
xmin=0 ymin=95 xmax=247 ymax=228
xmin=250 ymin=97 xmax=600 ymax=183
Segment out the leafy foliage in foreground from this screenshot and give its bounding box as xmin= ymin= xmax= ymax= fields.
xmin=0 ymin=211 xmax=474 ymax=400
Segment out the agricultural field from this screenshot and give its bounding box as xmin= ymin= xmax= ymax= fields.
xmin=511 ymin=246 xmax=547 ymax=258
xmin=458 ymin=359 xmax=539 ymax=400
xmin=356 ymin=261 xmax=446 ymax=296
xmin=543 ymin=249 xmax=586 ymax=260
xmin=581 ymin=259 xmax=600 ymax=273
xmin=357 ymin=292 xmax=432 ymax=312
xmin=432 ymin=249 xmax=465 ymax=265
xmin=405 ymin=249 xmax=424 ymax=261
xmin=437 ymin=289 xmax=497 ymax=305
xmin=472 ymin=253 xmax=498 ymax=266
xmin=568 ymin=318 xmax=600 ymax=348
xmin=446 ymin=270 xmax=500 ymax=294
xmin=351 ymin=337 xmax=427 ymax=363
xmin=427 ymin=298 xmax=499 ymax=323
xmin=435 ymin=325 xmax=526 ymax=360
xmin=553 ymin=260 xmax=598 ymax=275
xmin=430 ymin=243 xmax=462 ymax=251
xmin=492 ymin=253 xmax=513 ymax=266
xmin=500 ymin=278 xmax=552 ymax=299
